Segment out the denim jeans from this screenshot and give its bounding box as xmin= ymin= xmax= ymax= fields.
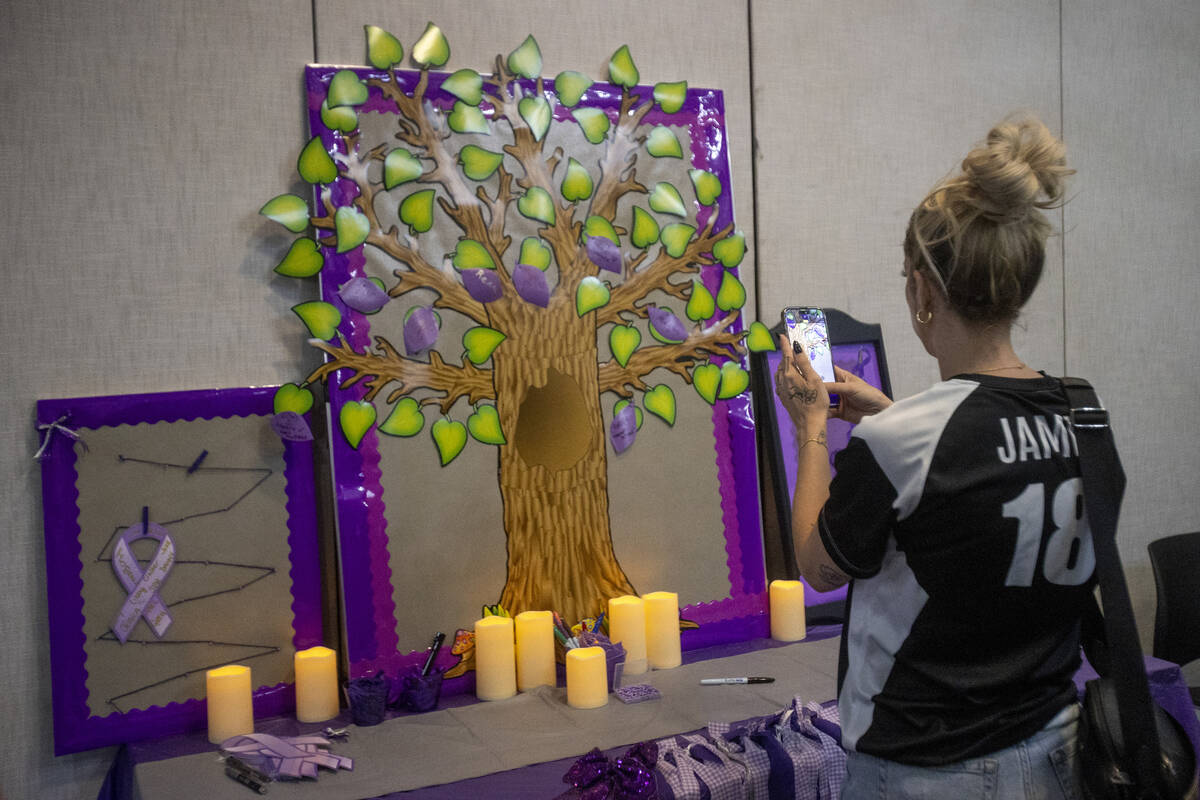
xmin=840 ymin=704 xmax=1081 ymax=799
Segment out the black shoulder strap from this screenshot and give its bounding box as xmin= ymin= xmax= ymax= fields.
xmin=1062 ymin=377 xmax=1166 ymax=794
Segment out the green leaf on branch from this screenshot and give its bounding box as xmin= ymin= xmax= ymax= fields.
xmin=630 ymin=207 xmax=660 ymax=248
xmin=572 ymin=107 xmax=610 ymax=144
xmin=292 ymin=301 xmax=342 ymax=340
xmin=648 ymin=182 xmax=687 ymax=217
xmin=646 ymin=126 xmax=683 ymax=158
xmin=458 ymin=145 xmax=504 ymax=180
xmin=412 ymin=22 xmax=450 ymax=67
xmin=365 ymin=25 xmax=404 ymax=69
xmin=690 ymin=168 xmax=722 ymax=206
xmin=340 ymin=401 xmax=377 ymax=449
xmin=274 ymin=238 xmax=324 ymax=277
xmin=517 ymin=187 xmax=556 ymax=225
xmin=718 ymin=361 xmax=750 ymax=399
xmin=399 ymin=189 xmax=436 ymax=234
xmin=653 ymin=81 xmax=687 ymax=113
xmin=507 ymin=35 xmax=542 ymax=79
xmin=576 ymin=276 xmax=611 ymax=316
xmin=328 ymin=70 xmax=368 ymax=107
xmin=583 ymin=215 xmax=619 ymax=245
xmin=463 ymin=326 xmax=506 ymax=364
xmin=298 ymin=136 xmax=338 ymax=185
xmin=334 ymin=206 xmax=370 ymax=253
xmin=467 ymin=404 xmax=506 ymax=445
xmin=661 ymin=223 xmax=696 ymax=258
xmin=554 ymin=71 xmax=593 ymax=107
xmin=609 ymin=324 xmax=641 ymax=368
xmin=378 ymin=397 xmax=424 ymax=437
xmin=746 ymin=321 xmax=777 ymax=352
xmin=441 ymin=68 xmax=482 ymax=105
xmin=384 ymin=148 xmax=423 ymax=188
xmin=716 ymin=270 xmax=746 ymax=311
xmin=561 ymin=157 xmax=593 ymax=202
xmin=685 ymin=279 xmax=716 ymax=321
xmin=260 ymin=194 xmax=311 ymax=232
xmin=644 ymin=384 xmax=677 ymax=426
xmin=519 ymin=237 xmax=552 ymax=270
xmin=431 ymin=417 xmax=467 ymax=465
xmin=712 ymin=230 xmax=746 ymax=267
xmin=452 ymin=239 xmax=496 ymax=270
xmin=608 ymin=45 xmax=639 ymax=88
xmin=517 ymin=95 xmax=551 ymax=141
xmin=320 ymin=100 xmax=358 ymax=133
xmin=448 ymin=101 xmax=489 ymax=134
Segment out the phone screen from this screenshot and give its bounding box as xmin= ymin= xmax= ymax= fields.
xmin=782 ymin=306 xmax=838 ymax=403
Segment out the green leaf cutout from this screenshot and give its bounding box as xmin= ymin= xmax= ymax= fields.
xmin=292 ymin=301 xmax=341 ymax=340
xmin=583 ymin=215 xmax=619 ymax=245
xmin=554 ymin=71 xmax=593 ymax=107
xmin=644 ymin=384 xmax=677 ymax=426
xmin=712 ymin=230 xmax=746 ymax=267
xmin=340 ymin=401 xmax=377 ymax=449
xmin=573 ymin=106 xmax=610 ymax=144
xmin=517 ymin=187 xmax=555 ymax=225
xmin=653 ymin=81 xmax=687 ymax=113
xmin=648 ymin=182 xmax=687 ymax=217
xmin=690 ymin=169 xmax=723 ymax=206
xmin=384 ymin=148 xmax=423 ymax=189
xmin=661 ymin=223 xmax=696 ymax=258
xmin=274 ymin=238 xmax=324 ymax=278
xmin=274 ymin=383 xmax=314 ymax=415
xmin=507 ymin=35 xmax=542 ymax=79
xmin=646 ymin=126 xmax=683 ymax=158
xmin=561 ymin=157 xmax=593 ymax=202
xmin=609 ymin=324 xmax=641 ymax=368
xmin=298 ymin=136 xmax=337 ymax=185
xmin=365 ymin=25 xmax=404 ymax=69
xmin=452 ymin=239 xmax=496 ymax=270
xmin=431 ymin=417 xmax=467 ymax=466
xmin=519 ymin=237 xmax=552 ymax=270
xmin=608 ymin=45 xmax=639 ymax=88
xmin=576 ymin=276 xmax=611 ymax=316
xmin=399 ymin=189 xmax=436 ymax=234
xmin=334 ymin=206 xmax=370 ymax=253
xmin=412 ymin=22 xmax=450 ymax=67
xmin=328 ymin=70 xmax=368 ymax=107
xmin=630 ymin=207 xmax=660 ymax=248
xmin=378 ymin=397 xmax=424 ymax=437
xmin=692 ymin=363 xmax=721 ymax=405
xmin=463 ymin=326 xmax=506 ymax=364
xmin=448 ymin=101 xmax=489 ymax=134
xmin=518 ymin=96 xmax=551 ymax=141
xmin=458 ymin=145 xmax=504 ymax=181
xmin=441 ymin=69 xmax=482 ymax=105
xmin=718 ymin=361 xmax=750 ymax=399
xmin=685 ymin=279 xmax=716 ymax=321
xmin=716 ymin=270 xmax=746 ymax=311
xmin=320 ymin=100 xmax=358 ymax=133
xmin=746 ymin=321 xmax=777 ymax=352
xmin=260 ymin=194 xmax=310 ymax=233
xmin=467 ymin=404 xmax=506 ymax=445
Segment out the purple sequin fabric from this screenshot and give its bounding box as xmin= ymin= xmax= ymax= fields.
xmin=555 ymin=742 xmax=660 ymax=800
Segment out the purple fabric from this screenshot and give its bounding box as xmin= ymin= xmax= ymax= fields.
xmin=220 ymin=733 xmax=353 ymax=780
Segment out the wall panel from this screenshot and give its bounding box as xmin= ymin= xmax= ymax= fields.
xmin=1062 ymin=0 xmax=1200 ymax=645
xmin=0 ymin=1 xmax=313 ymax=797
xmin=750 ymin=0 xmax=1063 ymax=402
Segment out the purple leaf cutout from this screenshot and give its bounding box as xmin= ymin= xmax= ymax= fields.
xmin=461 ymin=268 xmax=503 ymax=303
xmin=610 ymin=405 xmax=637 ymax=454
xmin=586 ymin=235 xmax=622 ymax=274
xmin=647 ymin=305 xmax=687 ymax=342
xmin=338 ymin=276 xmax=390 ymax=313
xmin=404 ymin=306 xmax=440 ymax=355
xmin=513 ymin=263 xmax=550 ymax=307
xmin=271 ymin=411 xmax=314 ymax=442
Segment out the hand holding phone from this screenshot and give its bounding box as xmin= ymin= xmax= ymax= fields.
xmin=781 ymin=306 xmax=839 ymax=407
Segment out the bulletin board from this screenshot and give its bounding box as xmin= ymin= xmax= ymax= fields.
xmin=37 ymin=386 xmax=322 ymax=754
xmin=286 ymin=41 xmax=766 ymax=687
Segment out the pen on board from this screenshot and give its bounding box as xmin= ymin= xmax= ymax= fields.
xmin=421 ymin=631 xmax=445 ymax=675
xmin=699 ymin=677 xmax=775 ymax=685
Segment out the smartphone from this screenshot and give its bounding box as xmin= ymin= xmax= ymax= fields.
xmin=781 ymin=306 xmax=839 ymax=406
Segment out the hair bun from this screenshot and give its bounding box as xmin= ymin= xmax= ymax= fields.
xmin=960 ymin=116 xmax=1071 ymax=221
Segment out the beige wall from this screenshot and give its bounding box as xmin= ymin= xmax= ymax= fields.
xmin=2 ymin=1 xmax=1195 ymax=797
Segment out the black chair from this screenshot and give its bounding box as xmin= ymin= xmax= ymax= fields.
xmin=1148 ymin=530 xmax=1200 ymax=704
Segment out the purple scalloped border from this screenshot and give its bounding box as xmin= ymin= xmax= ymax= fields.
xmin=37 ymin=386 xmax=322 ymax=755
xmin=305 ymin=66 xmax=766 ymax=677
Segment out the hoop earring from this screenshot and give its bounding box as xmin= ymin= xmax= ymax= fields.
xmin=915 ymin=309 xmax=933 ymax=324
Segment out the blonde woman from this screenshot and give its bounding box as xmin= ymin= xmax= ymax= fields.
xmin=776 ymin=116 xmax=1086 ymax=798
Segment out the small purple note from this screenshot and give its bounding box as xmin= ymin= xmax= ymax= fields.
xmin=271 ymin=411 xmax=313 ymax=442
xmin=615 ymin=684 xmax=660 ymax=704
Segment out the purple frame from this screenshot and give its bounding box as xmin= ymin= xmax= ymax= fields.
xmin=304 ymin=65 xmax=767 ymax=684
xmin=37 ymin=386 xmax=322 ymax=755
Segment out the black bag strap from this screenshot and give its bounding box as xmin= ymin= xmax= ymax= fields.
xmin=1062 ymin=377 xmax=1167 ymax=796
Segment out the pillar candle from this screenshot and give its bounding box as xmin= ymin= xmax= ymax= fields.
xmin=515 ymin=610 xmax=556 ymax=691
xmin=608 ymin=594 xmax=648 ymax=675
xmin=769 ymin=579 xmax=807 ymax=642
xmin=642 ymin=591 xmax=682 ymax=669
xmin=206 ymin=664 xmax=253 ymax=744
xmin=566 ymin=646 xmax=609 ymax=709
xmin=295 ymin=646 xmax=339 ymax=722
xmin=474 ymin=615 xmax=517 ymax=701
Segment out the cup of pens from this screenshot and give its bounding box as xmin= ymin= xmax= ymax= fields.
xmin=396 ymin=632 xmax=445 ymax=713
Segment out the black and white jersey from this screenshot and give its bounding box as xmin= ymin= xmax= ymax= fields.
xmin=819 ymin=374 xmax=1096 ymax=766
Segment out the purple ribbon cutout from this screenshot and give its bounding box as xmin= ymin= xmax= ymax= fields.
xmin=221 ymin=733 xmax=354 ymax=780
xmin=110 ymin=522 xmax=176 ymax=643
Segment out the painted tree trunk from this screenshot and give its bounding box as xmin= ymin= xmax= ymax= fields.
xmin=489 ymin=297 xmax=636 ymax=623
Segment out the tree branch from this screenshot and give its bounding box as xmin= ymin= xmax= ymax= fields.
xmin=306 ymin=335 xmax=495 ymax=414
xmin=596 ymin=311 xmax=746 ymax=396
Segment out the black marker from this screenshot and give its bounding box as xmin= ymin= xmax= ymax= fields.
xmin=699 ymin=676 xmax=775 ymax=685
xmin=422 ymin=631 xmax=445 ymax=675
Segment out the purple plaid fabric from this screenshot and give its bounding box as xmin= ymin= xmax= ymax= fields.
xmin=653 ymin=697 xmax=846 ymax=800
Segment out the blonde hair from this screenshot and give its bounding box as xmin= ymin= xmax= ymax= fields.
xmin=904 ymin=114 xmax=1074 ymax=323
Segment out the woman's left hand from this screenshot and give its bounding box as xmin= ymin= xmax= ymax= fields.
xmin=774 ymin=334 xmax=831 ymax=435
